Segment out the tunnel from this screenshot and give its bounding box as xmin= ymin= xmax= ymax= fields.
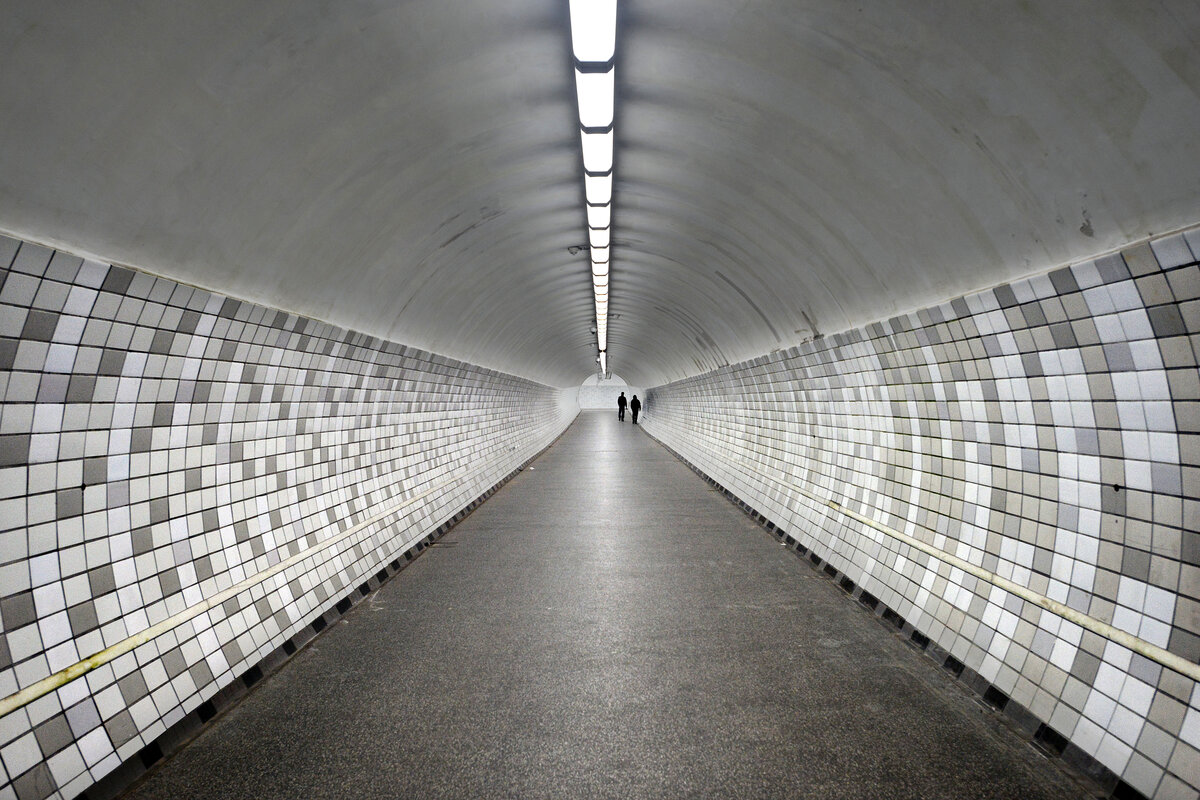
xmin=1 ymin=2 xmax=1199 ymax=798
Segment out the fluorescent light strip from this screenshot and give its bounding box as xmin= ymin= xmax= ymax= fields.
xmin=585 ymin=173 xmax=612 ymax=205
xmin=569 ymin=0 xmax=617 ymax=62
xmin=575 ymin=68 xmax=615 ymax=129
xmin=586 ymin=204 xmax=611 ymax=229
xmin=581 ymin=130 xmax=613 ymax=173
xmin=571 ymin=0 xmax=619 ymax=375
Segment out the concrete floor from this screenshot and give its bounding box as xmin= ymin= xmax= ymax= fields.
xmin=123 ymin=411 xmax=1088 ymax=799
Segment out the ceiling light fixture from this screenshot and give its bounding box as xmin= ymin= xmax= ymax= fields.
xmin=570 ymin=0 xmax=618 ymax=378
xmin=575 ymin=67 xmax=615 ymax=129
xmin=569 ymin=0 xmax=617 ymax=62
xmin=584 ymin=173 xmax=612 ymax=205
xmin=586 ymin=204 xmax=611 ymax=229
xmin=580 ymin=130 xmax=613 ymax=173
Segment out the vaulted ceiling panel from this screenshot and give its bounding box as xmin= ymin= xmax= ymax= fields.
xmin=2 ymin=1 xmax=1197 ymax=387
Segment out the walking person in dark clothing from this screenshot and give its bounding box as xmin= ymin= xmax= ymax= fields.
xmin=630 ymin=395 xmax=641 ymax=425
xmin=617 ymin=391 xmax=627 ymax=421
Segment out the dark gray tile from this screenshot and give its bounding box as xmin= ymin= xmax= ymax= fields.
xmin=65 ymin=374 xmax=96 ymax=402
xmin=1 ymin=590 xmax=37 ymax=629
xmin=12 ymin=762 xmax=55 ymax=800
xmin=67 ymin=601 xmax=99 ymax=635
xmin=33 ymin=713 xmax=74 ymax=757
xmin=88 ymin=564 xmax=117 ymax=596
xmin=117 ymin=670 xmax=149 ymax=705
xmin=1148 ymin=304 xmax=1187 ymax=338
xmin=100 ymin=265 xmax=135 ymax=294
xmin=56 ymin=487 xmax=83 ymax=519
xmin=1120 ymin=548 xmax=1151 ymax=581
xmin=1048 ymin=268 xmax=1079 ymax=294
xmin=20 ymin=308 xmax=59 ymax=341
xmin=0 ymin=434 xmax=31 ymax=467
xmin=1069 ymin=649 xmax=1100 ymax=684
xmin=993 ymin=284 xmax=1018 ymax=309
xmin=105 ymin=709 xmax=140 ymax=748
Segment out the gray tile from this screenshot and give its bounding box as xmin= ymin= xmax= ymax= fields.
xmin=19 ymin=308 xmax=59 ymax=341
xmin=33 ymin=714 xmax=73 ymax=757
xmin=0 ymin=235 xmax=20 ymax=269
xmin=117 ymin=670 xmax=149 ymax=705
xmin=10 ymin=242 xmax=54 ymax=276
xmin=100 ymin=265 xmax=135 ymax=294
xmin=1 ymin=590 xmax=37 ymax=627
xmin=67 ymin=602 xmax=99 ymax=635
xmin=11 ymin=763 xmax=55 ymax=800
xmin=1149 ymin=304 xmax=1187 ymax=337
xmin=104 ymin=709 xmax=140 ymax=748
xmin=0 ymin=433 xmax=31 ymax=467
xmin=65 ymin=698 xmax=101 ymax=737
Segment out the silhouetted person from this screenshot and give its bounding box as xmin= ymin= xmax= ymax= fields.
xmin=617 ymin=391 xmax=627 ymax=421
xmin=630 ymin=395 xmax=641 ymax=425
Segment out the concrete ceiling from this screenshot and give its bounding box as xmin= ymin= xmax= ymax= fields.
xmin=2 ymin=2 xmax=1198 ymax=387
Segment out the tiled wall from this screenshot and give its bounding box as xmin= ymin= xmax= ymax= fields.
xmin=643 ymin=228 xmax=1200 ymax=799
xmin=0 ymin=235 xmax=577 ymax=799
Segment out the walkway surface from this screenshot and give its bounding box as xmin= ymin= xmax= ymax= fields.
xmin=124 ymin=411 xmax=1087 ymax=799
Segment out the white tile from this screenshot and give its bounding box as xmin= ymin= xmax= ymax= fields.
xmin=77 ymin=726 xmax=112 ymax=766
xmin=1150 ymin=233 xmax=1192 ymax=268
xmin=1107 ymin=704 xmax=1145 ymax=746
xmin=46 ymin=743 xmax=87 ymax=787
xmin=43 ymin=343 xmax=77 ymax=373
xmin=0 ymin=731 xmax=42 ymax=777
xmin=1083 ymin=688 xmax=1118 ymax=726
xmin=1094 ymin=732 xmax=1133 ymax=773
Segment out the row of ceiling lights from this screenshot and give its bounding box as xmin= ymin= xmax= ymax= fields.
xmin=569 ymin=0 xmax=617 ymax=377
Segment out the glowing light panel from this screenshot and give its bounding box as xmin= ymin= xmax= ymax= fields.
xmin=581 ymin=130 xmax=613 ymax=173
xmin=585 ymin=173 xmax=612 ymax=205
xmin=569 ymin=0 xmax=617 ymax=62
xmin=587 ymin=204 xmax=611 ymax=229
xmin=575 ymin=68 xmax=615 ymax=129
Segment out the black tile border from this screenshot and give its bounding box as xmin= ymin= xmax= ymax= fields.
xmin=78 ymin=425 xmax=571 ymax=800
xmin=640 ymin=427 xmax=1147 ymax=800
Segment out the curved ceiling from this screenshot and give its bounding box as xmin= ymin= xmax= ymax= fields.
xmin=2 ymin=1 xmax=1198 ymax=387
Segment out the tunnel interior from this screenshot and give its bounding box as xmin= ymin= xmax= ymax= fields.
xmin=1 ymin=2 xmax=1199 ymax=798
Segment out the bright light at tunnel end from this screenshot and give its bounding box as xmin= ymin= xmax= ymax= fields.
xmin=569 ymin=0 xmax=619 ymax=377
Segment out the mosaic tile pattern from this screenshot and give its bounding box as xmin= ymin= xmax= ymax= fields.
xmin=644 ymin=227 xmax=1200 ymax=799
xmin=0 ymin=235 xmax=577 ymax=800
